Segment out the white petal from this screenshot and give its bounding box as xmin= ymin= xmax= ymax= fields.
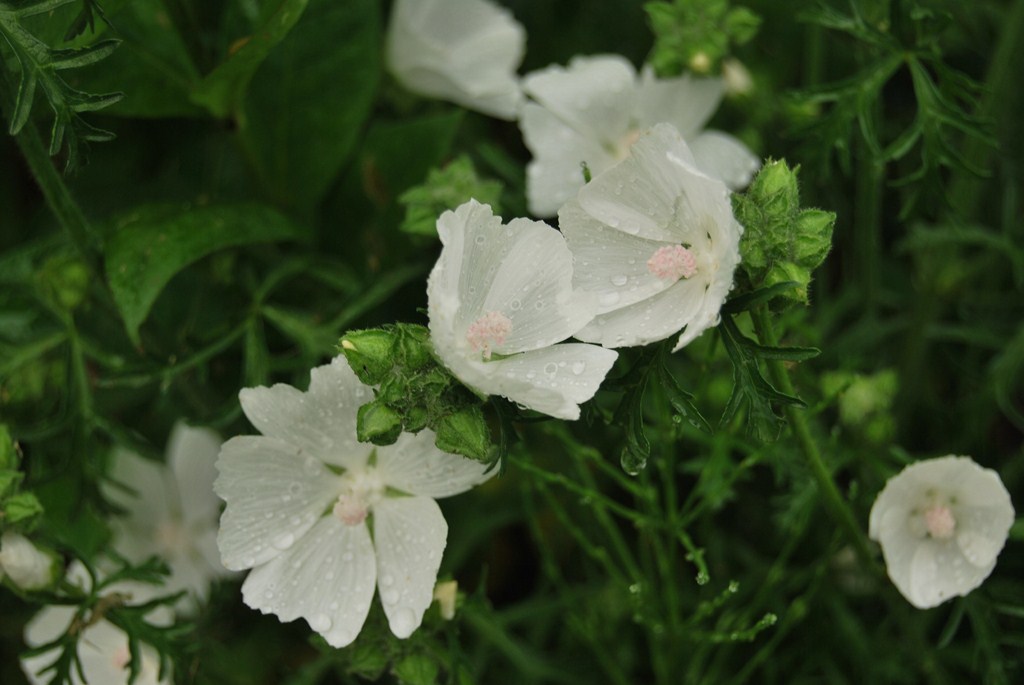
xmin=690 ymin=130 xmax=760 ymax=190
xmin=242 ymin=516 xmax=376 ymax=648
xmin=579 ymin=123 xmax=715 ymax=243
xmin=636 ymin=67 xmax=724 ymax=138
xmin=166 ymin=422 xmax=222 ymax=527
xmin=480 ymin=344 xmax=619 ymax=419
xmin=375 ymin=430 xmax=497 ymax=499
xmin=522 ymin=54 xmax=636 ymax=144
xmin=214 ymin=436 xmax=343 ymax=571
xmin=239 ymin=356 xmax=374 ymax=470
xmin=955 ymin=504 xmax=1014 ymax=568
xmin=906 ymin=539 xmax=993 ymax=609
xmin=373 ymin=496 xmax=448 ymax=639
xmin=386 ymin=0 xmax=524 ymax=119
xmin=484 ymin=218 xmax=595 ymax=353
xmin=521 ymin=103 xmax=616 ymax=217
xmin=560 ymin=198 xmax=677 ymax=314
xmin=104 ymin=448 xmax=173 ymax=529
xmin=575 ymin=275 xmax=707 ymax=348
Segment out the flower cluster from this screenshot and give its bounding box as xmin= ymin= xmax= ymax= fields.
xmin=383 ymin=1 xmax=757 ymax=217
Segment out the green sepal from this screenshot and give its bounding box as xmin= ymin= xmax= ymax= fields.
xmin=434 ymin=406 xmax=491 ymax=463
xmin=356 ymin=401 xmax=403 ymax=446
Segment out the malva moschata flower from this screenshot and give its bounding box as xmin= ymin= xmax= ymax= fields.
xmin=427 ymin=199 xmax=618 ymax=420
xmin=559 ymin=123 xmax=743 ymax=351
xmin=868 ymin=455 xmax=1015 ymax=609
xmin=103 ymin=421 xmax=234 ymax=613
xmin=519 ymin=53 xmax=759 ymax=216
xmin=215 ymin=356 xmax=496 ymax=647
xmin=386 ymin=0 xmax=525 ymax=120
xmin=21 ymin=562 xmax=172 ymax=685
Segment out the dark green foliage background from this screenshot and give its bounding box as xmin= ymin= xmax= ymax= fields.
xmin=1 ymin=0 xmax=1022 ymax=683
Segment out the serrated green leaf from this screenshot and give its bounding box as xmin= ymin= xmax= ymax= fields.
xmin=190 ymin=0 xmax=310 ymax=119
xmin=49 ymin=38 xmax=120 ymax=70
xmin=104 ymin=203 xmax=306 ymax=344
xmin=241 ymin=0 xmax=379 ymax=209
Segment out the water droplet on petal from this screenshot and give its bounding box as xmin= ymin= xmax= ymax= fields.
xmin=383 ymin=589 xmax=399 ymax=605
xmin=544 ymin=362 xmax=558 ymax=375
xmin=611 ymin=275 xmax=628 ymax=286
xmin=381 ymin=574 xmax=394 ymax=587
xmin=599 ymin=292 xmax=621 ymax=307
xmin=571 ymin=362 xmax=586 ymax=375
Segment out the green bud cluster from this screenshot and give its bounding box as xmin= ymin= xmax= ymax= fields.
xmin=732 ymin=159 xmax=835 ymax=305
xmin=645 ymin=0 xmax=761 ymax=76
xmin=399 ymin=156 xmax=504 ymax=238
xmin=340 ymin=325 xmax=493 ymax=462
xmin=35 ymin=253 xmax=90 ymax=312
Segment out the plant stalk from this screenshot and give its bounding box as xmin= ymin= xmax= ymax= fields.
xmin=750 ymin=304 xmax=879 ymax=570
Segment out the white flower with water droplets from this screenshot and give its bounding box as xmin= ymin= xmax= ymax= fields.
xmin=386 ymin=0 xmax=525 ymax=120
xmin=519 ymin=54 xmax=759 ymax=217
xmin=868 ymin=455 xmax=1015 ymax=609
xmin=103 ymin=422 xmax=234 ymax=614
xmin=427 ymin=200 xmax=618 ymax=420
xmin=21 ymin=562 xmax=172 ymax=685
xmin=215 ymin=356 xmax=496 ymax=647
xmin=559 ymin=123 xmax=743 ymax=351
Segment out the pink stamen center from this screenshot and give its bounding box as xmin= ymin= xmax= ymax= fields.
xmin=333 ymin=494 xmax=369 ymax=527
xmin=466 ymin=311 xmax=512 ymax=360
xmin=647 ymin=245 xmax=698 ymax=281
xmin=924 ymin=504 xmax=956 ymax=539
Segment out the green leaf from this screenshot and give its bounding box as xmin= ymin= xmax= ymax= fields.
xmin=190 ymin=0 xmax=310 ymax=119
xmin=393 ymin=653 xmax=440 ymax=685
xmin=719 ymin=315 xmax=805 ymax=440
xmin=241 ymin=0 xmax=380 ymax=209
xmin=68 ymin=0 xmax=204 ymax=118
xmin=104 ymin=203 xmax=306 ymax=344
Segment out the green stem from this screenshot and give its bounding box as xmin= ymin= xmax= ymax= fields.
xmin=949 ymin=0 xmax=1024 ymax=217
xmin=0 ymin=57 xmax=100 ymax=267
xmin=854 ymin=151 xmax=884 ymax=312
xmin=750 ymin=305 xmax=878 ymax=570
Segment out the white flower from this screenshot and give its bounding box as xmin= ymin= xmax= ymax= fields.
xmin=559 ymin=123 xmax=743 ymax=351
xmin=519 ymin=54 xmax=760 ymax=216
xmin=21 ymin=562 xmax=172 ymax=685
xmin=215 ymin=356 xmax=496 ymax=647
xmin=103 ymin=422 xmax=233 ymax=613
xmin=0 ymin=532 xmax=59 ymax=591
xmin=427 ymin=199 xmax=618 ymax=420
xmin=386 ymin=0 xmax=525 ymax=120
xmin=868 ymin=455 xmax=1015 ymax=609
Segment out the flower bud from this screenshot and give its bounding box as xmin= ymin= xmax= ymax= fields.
xmin=0 ymin=532 xmax=61 ymax=591
xmin=340 ymin=329 xmax=397 ymax=386
xmin=356 ymin=400 xmax=403 ymax=446
xmin=434 ymin=406 xmax=491 ymax=463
